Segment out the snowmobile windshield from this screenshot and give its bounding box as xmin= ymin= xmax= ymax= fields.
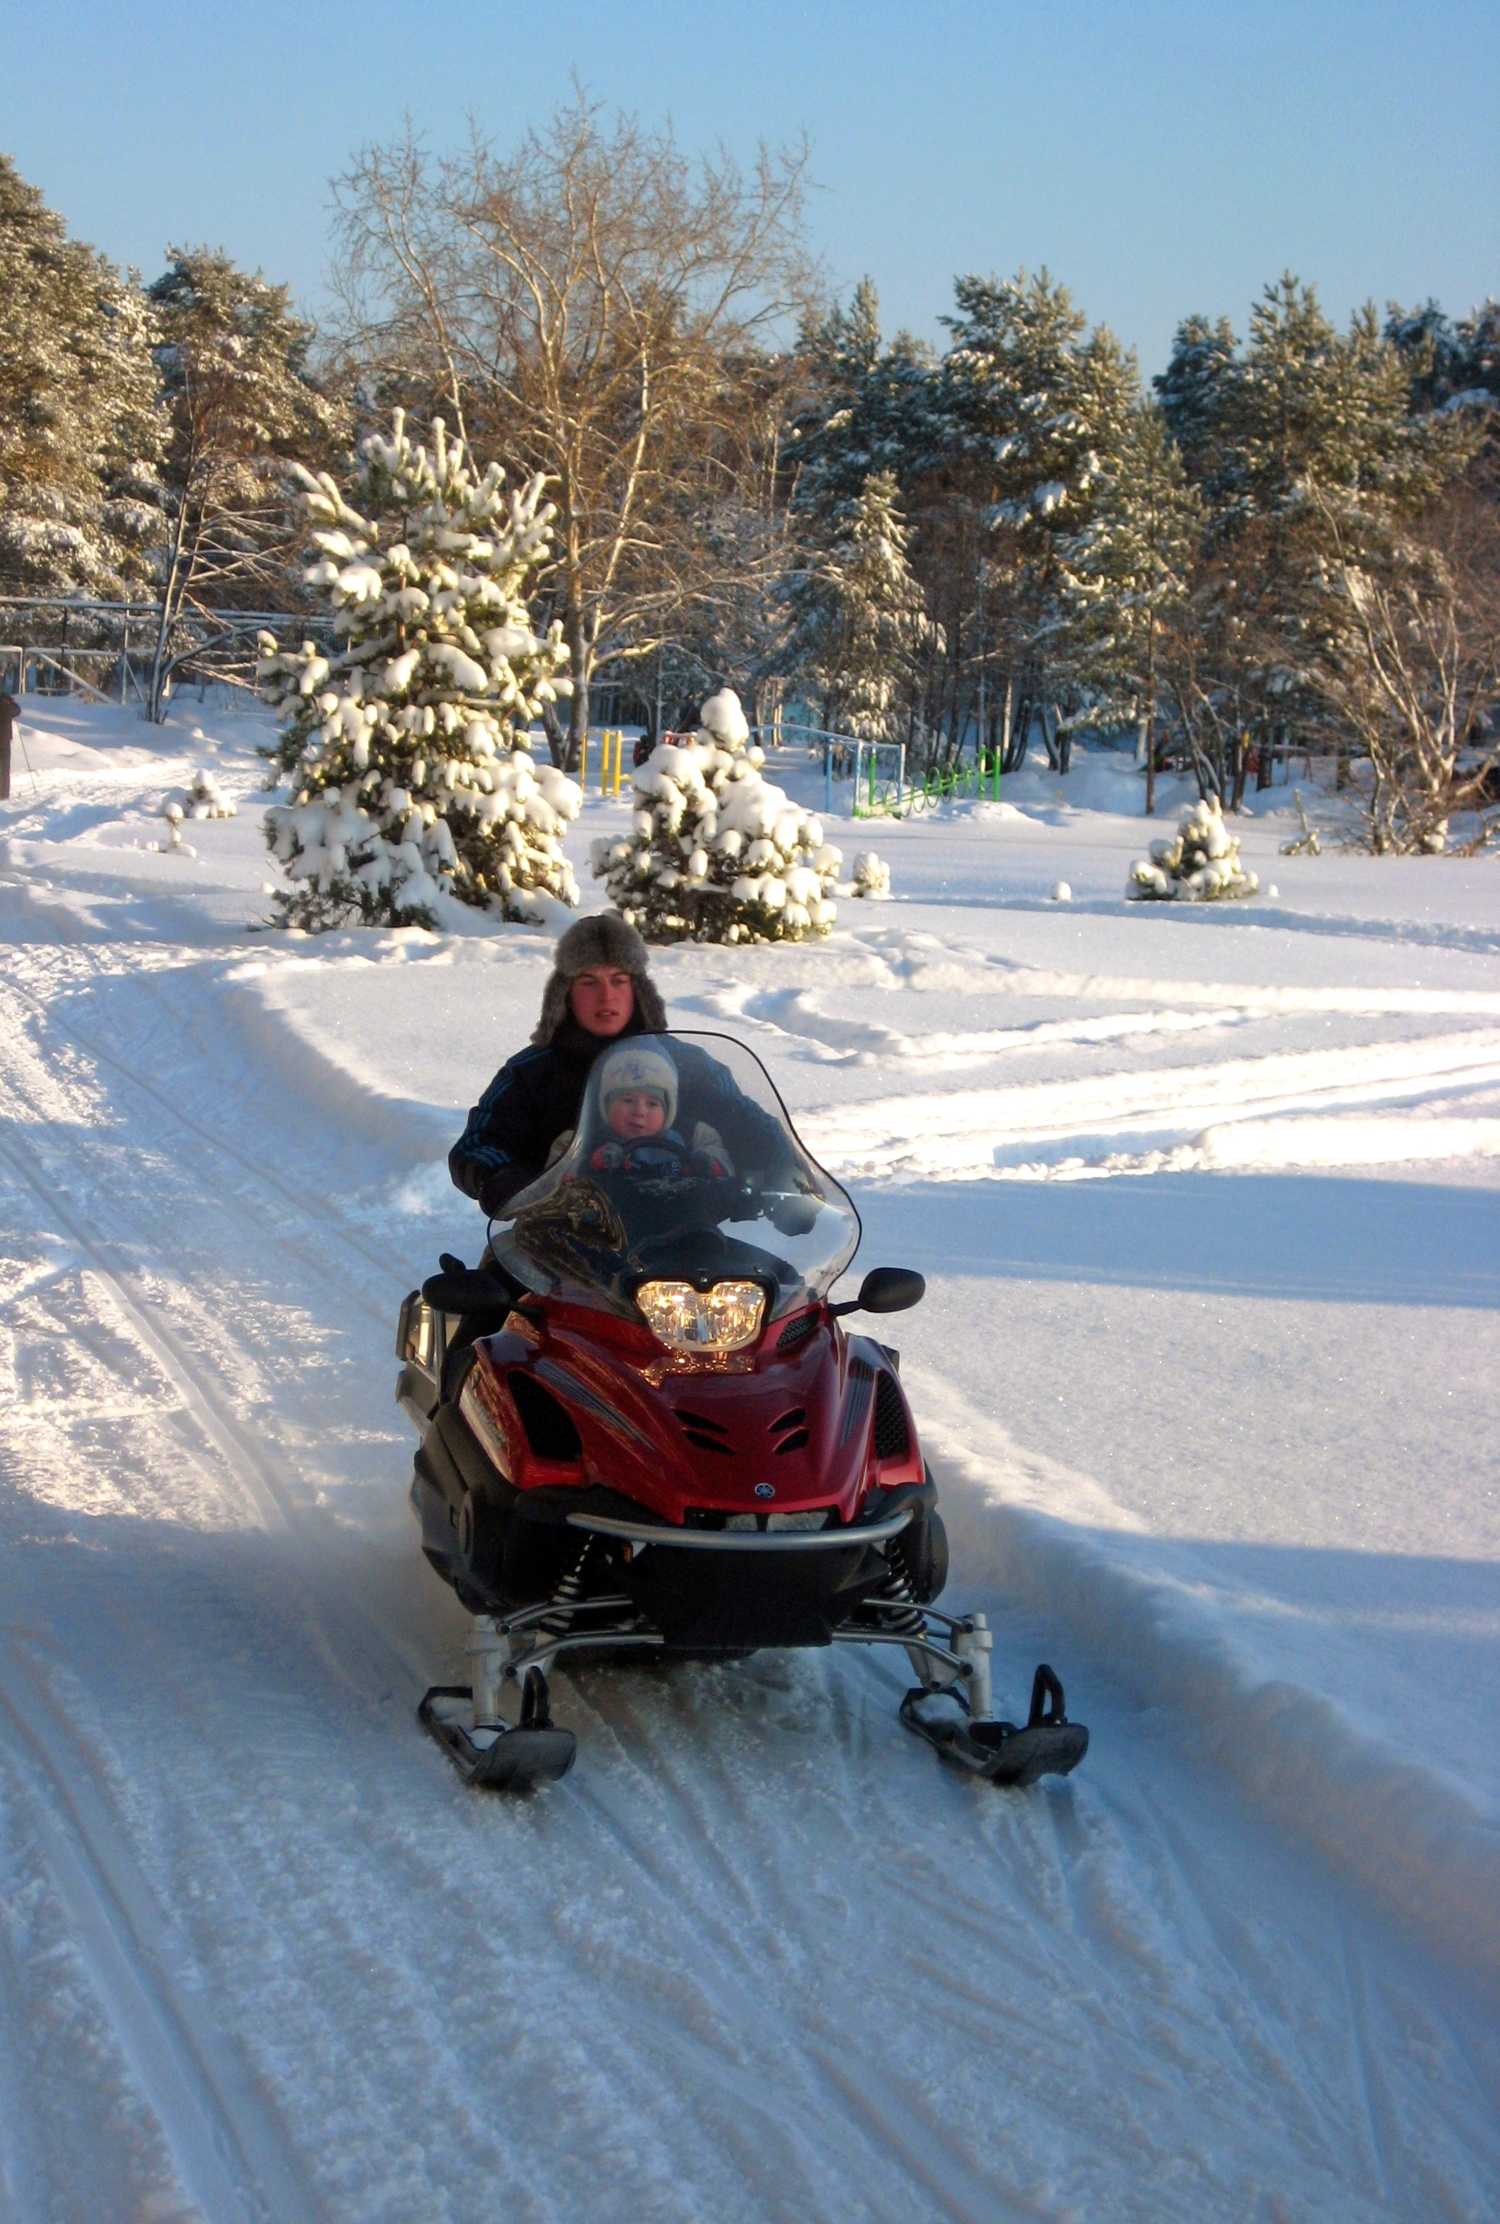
xmin=489 ymin=1032 xmax=859 ymax=1326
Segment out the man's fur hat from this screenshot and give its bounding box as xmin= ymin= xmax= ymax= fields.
xmin=532 ymin=914 xmax=669 ymax=1046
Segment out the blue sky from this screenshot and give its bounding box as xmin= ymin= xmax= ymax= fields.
xmin=2 ymin=0 xmax=1495 ymax=372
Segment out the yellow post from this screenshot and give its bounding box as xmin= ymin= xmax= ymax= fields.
xmin=612 ymin=729 xmax=624 ymax=796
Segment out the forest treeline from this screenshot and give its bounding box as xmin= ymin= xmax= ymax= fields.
xmin=2 ymin=101 xmax=1497 ymax=845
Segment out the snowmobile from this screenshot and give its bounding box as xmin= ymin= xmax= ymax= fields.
xmin=396 ymin=1031 xmax=1088 ymax=1793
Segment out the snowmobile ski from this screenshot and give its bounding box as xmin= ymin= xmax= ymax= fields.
xmin=419 ymin=1675 xmax=577 ymax=1791
xmin=900 ymin=1663 xmax=1089 ymax=1787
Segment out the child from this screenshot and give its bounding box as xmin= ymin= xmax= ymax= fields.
xmin=587 ymin=1044 xmax=731 ymax=1181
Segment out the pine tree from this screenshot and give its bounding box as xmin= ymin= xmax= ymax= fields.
xmin=787 ymin=281 xmax=941 ymax=524
xmin=591 ymin=689 xmax=842 ymax=943
xmin=940 ymin=270 xmax=1140 ymax=765
xmin=1158 ymin=279 xmax=1476 ymax=543
xmin=943 ymin=272 xmax=1137 ymax=541
xmin=1154 ymin=313 xmax=1238 ymax=489
xmin=1384 ymin=298 xmax=1500 ymax=418
xmin=260 ymin=411 xmax=579 ymax=930
xmin=1051 ymin=405 xmax=1201 ymax=811
xmin=1153 ymin=279 xmax=1483 ymax=802
xmin=0 ymin=155 xmax=163 ymax=596
xmin=1127 ymin=794 xmax=1259 ymax=901
xmin=146 ymin=248 xmax=348 ymax=718
xmin=785 ymin=471 xmax=936 ymax=738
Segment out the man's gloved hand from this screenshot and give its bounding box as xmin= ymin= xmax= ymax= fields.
xmin=479 ymin=1167 xmax=535 ymax=1218
xmin=768 ymin=1192 xmax=820 ymax=1237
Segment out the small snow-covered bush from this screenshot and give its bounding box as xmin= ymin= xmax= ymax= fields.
xmin=1127 ymin=796 xmax=1259 ymax=902
xmin=147 ymin=801 xmax=195 ymax=856
xmin=849 ymin=851 xmax=891 ymax=899
xmin=260 ymin=410 xmax=578 ymax=931
xmin=591 ymin=690 xmax=842 ymax=944
xmin=170 ymin=768 xmax=236 ymax=821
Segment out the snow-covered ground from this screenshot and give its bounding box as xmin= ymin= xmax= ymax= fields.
xmin=2 ymin=696 xmax=1498 ymax=2223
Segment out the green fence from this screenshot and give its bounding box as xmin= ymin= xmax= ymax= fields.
xmin=854 ymin=753 xmax=1004 ymax=819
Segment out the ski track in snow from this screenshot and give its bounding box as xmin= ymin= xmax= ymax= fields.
xmin=799 ymin=1029 xmax=1500 ymax=1180
xmin=2 ymin=708 xmax=1500 ymax=2220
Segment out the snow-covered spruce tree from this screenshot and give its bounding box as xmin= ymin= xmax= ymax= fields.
xmin=260 ymin=412 xmax=578 ymax=929
xmin=1127 ymin=795 xmax=1258 ymax=901
xmin=785 ymin=471 xmax=937 ymax=740
xmin=591 ymin=689 xmax=842 ymax=943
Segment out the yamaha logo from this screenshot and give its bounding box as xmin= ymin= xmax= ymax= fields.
xmin=754 ymin=1482 xmax=776 ymax=1500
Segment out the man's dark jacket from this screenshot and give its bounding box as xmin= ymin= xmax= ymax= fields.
xmin=450 ymin=1017 xmax=795 ymax=1218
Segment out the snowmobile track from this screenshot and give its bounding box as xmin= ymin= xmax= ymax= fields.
xmin=0 ymin=1117 xmax=292 ymax=1536
xmin=0 ymin=1059 xmax=432 ymax=1700
xmin=0 ymin=1650 xmax=325 ymax=2224
xmin=0 ymin=963 xmax=406 ymax=1315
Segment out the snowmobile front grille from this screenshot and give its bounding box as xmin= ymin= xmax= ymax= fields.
xmin=872 ymin=1372 xmax=910 ymax=1461
xmin=776 ymin=1311 xmax=819 ymax=1354
xmin=508 ymin=1371 xmax=583 ymax=1462
xmin=675 ymin=1408 xmax=734 ymax=1455
xmin=770 ymin=1407 xmax=810 ymax=1455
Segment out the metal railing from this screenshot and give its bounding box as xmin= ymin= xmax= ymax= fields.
xmin=0 ymin=646 xmax=112 ymax=704
xmin=0 ymin=595 xmax=333 ymax=711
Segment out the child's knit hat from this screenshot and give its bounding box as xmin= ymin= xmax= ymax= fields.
xmin=595 ymin=1042 xmax=679 ymax=1129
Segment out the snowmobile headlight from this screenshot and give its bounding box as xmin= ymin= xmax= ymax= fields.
xmin=399 ymin=1295 xmax=435 ymax=1368
xmin=636 ymin=1279 xmax=766 ymax=1354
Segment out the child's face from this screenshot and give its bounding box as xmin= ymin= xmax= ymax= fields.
xmin=606 ymin=1090 xmax=667 ymax=1140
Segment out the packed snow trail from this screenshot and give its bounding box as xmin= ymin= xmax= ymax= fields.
xmin=3 ymin=956 xmax=1499 ymax=2218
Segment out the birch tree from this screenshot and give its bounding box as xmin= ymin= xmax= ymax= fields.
xmin=329 ymin=93 xmax=817 ymax=772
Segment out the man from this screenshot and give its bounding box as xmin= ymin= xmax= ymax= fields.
xmin=450 ymin=914 xmax=804 ymax=1224
xmin=450 ymin=915 xmax=668 ymax=1218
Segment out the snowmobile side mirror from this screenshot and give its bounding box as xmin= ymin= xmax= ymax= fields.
xmin=830 ymin=1267 xmax=926 ymax=1317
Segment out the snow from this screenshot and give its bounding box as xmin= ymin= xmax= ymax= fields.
xmin=2 ymin=694 xmax=1499 ymax=2220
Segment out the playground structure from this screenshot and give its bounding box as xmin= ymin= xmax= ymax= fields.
xmin=754 ymin=721 xmax=1006 ymax=819
xmin=581 ymin=727 xmax=628 ymax=794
